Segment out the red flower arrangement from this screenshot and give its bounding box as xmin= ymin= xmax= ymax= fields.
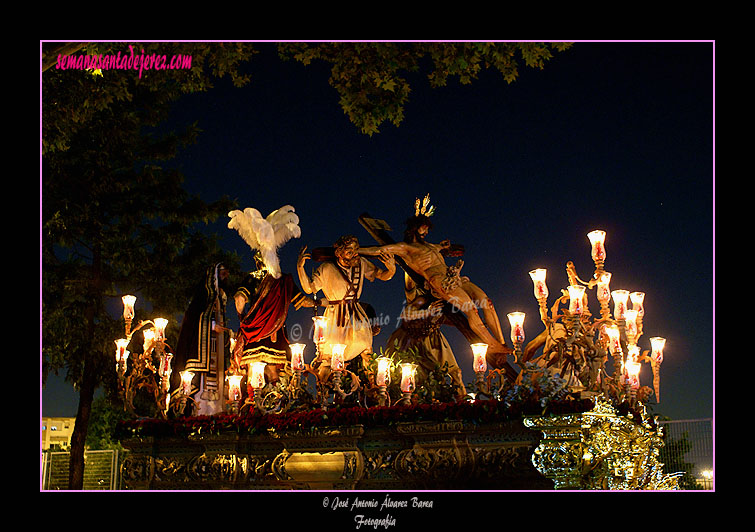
xmin=115 ymin=397 xmax=596 ymax=440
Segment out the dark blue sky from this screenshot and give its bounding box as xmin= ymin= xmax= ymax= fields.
xmin=42 ymin=41 xmax=714 ymax=422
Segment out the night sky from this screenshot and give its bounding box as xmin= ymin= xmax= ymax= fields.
xmin=41 ymin=41 xmax=714 ymax=423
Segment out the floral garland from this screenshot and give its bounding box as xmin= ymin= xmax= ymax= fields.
xmin=115 ymin=396 xmax=598 ymax=440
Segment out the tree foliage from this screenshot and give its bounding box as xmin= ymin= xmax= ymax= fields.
xmin=278 ymin=42 xmax=573 ymax=135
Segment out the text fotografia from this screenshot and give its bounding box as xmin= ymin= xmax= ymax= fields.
xmin=55 ymin=45 xmax=192 ymax=79
xmin=325 ymin=494 xmax=433 ymax=528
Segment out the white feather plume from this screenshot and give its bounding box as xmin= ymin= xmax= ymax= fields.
xmin=227 ymin=205 xmax=301 ymax=279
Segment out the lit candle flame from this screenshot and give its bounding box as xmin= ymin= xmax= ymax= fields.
xmin=471 ymin=343 xmax=488 ymax=373
xmin=528 ymin=269 xmax=548 ymax=300
xmin=331 ymin=343 xmax=346 ymax=372
xmin=507 ymin=312 xmax=525 ymax=345
xmin=604 ymin=324 xmax=621 ymax=354
xmin=376 ymin=357 xmax=391 ymax=387
xmin=227 ymin=374 xmax=243 ymax=401
xmin=630 ymin=291 xmax=645 ymax=316
xmin=250 ymin=362 xmax=266 ymax=390
xmin=142 ymin=329 xmax=155 ymax=352
xmin=568 ymin=284 xmax=586 ymax=315
xmin=596 ymin=272 xmax=612 ymax=303
xmin=399 ymin=363 xmax=417 ymax=393
xmin=312 ymin=315 xmax=328 ymax=344
xmin=290 ymin=343 xmax=306 ymax=371
xmin=611 ymin=290 xmax=630 ymax=320
xmin=180 ymin=370 xmax=194 ymax=395
xmin=587 ymin=230 xmax=606 ymax=262
xmin=122 ymin=295 xmax=136 ymax=320
xmin=650 ymin=336 xmax=666 ymax=364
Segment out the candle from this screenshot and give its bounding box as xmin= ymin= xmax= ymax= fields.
xmin=250 ymin=362 xmax=267 ymax=390
xmin=122 ymin=295 xmax=136 ymax=320
xmin=528 ymin=269 xmax=549 ymax=300
xmin=568 ymin=284 xmax=586 ymax=315
xmin=142 ymin=329 xmax=155 ymax=352
xmin=650 ymin=337 xmax=666 ymax=364
xmin=625 ymin=309 xmax=639 ymax=341
xmin=650 ymin=336 xmax=666 ymax=402
xmin=625 ymin=359 xmax=641 ymax=388
xmin=312 ymin=315 xmax=328 ymax=344
xmin=471 ymin=343 xmax=488 ymax=373
xmin=179 ymin=370 xmax=194 ymax=395
xmin=596 ymin=272 xmax=612 ymax=303
xmin=611 ymin=290 xmax=630 ymax=320
xmin=115 ymin=338 xmax=129 ymax=362
xmin=604 ymin=324 xmax=621 ymax=354
xmin=630 ymin=291 xmax=645 ymax=317
xmin=399 ymin=363 xmax=417 ymax=393
xmin=376 ymin=357 xmax=391 ymax=387
xmin=153 ymin=318 xmax=169 ymax=341
xmin=158 ymin=353 xmax=173 ymax=378
xmin=507 ymin=312 xmax=526 ymax=345
xmin=587 ymin=230 xmax=606 ymax=262
xmin=227 ymin=374 xmax=243 ymax=401
xmin=331 ymin=343 xmax=346 ymax=372
xmin=290 ymin=343 xmax=306 ymax=371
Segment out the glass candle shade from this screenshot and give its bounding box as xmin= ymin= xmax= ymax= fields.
xmin=179 ymin=370 xmax=194 ymax=395
xmin=290 ymin=343 xmax=306 ymax=371
xmin=507 ymin=312 xmax=525 ymax=345
xmin=611 ymin=290 xmax=630 ymax=320
xmin=142 ymin=329 xmax=155 ymax=352
xmin=596 ymin=272 xmax=612 ymax=303
xmin=568 ymin=285 xmax=586 ymax=315
xmin=604 ymin=324 xmax=621 ymax=354
xmin=312 ymin=315 xmax=328 ymax=344
xmin=471 ymin=343 xmax=488 ymax=373
xmin=331 ymin=343 xmax=346 ymax=372
xmin=158 ymin=353 xmax=173 ymax=378
xmin=376 ymin=357 xmax=391 ymax=387
xmin=625 ymin=360 xmax=641 ymax=387
xmin=630 ymin=291 xmax=645 ymax=317
xmin=650 ymin=336 xmax=666 ymax=364
xmin=122 ymin=295 xmax=136 ymax=320
xmin=153 ymin=318 xmax=169 ymax=341
xmin=399 ymin=363 xmax=417 ymax=393
xmin=529 ymin=269 xmax=549 ymax=300
xmin=227 ymin=374 xmax=243 ymax=401
xmin=115 ymin=338 xmax=129 ymax=364
xmin=250 ymin=362 xmax=267 ymax=390
xmin=587 ymin=230 xmax=606 ymax=262
xmin=624 ymin=309 xmax=639 ymax=341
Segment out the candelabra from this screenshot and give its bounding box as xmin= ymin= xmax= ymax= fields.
xmin=519 ymin=230 xmax=666 ymax=407
xmin=115 ymin=295 xmax=181 ymax=419
xmin=241 ymin=314 xmax=363 ymax=415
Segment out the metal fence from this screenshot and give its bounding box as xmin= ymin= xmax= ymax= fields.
xmin=658 ymin=418 xmax=714 ymax=489
xmin=41 ymin=449 xmax=122 ymax=490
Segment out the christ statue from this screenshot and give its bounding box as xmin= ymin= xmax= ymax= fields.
xmin=359 ymin=197 xmax=512 ymax=368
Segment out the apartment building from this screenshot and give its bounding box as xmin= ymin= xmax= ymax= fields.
xmin=42 ymin=417 xmax=76 ymax=451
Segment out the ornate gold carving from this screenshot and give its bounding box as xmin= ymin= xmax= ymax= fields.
xmin=120 ymin=454 xmax=154 ymax=485
xmin=188 ymin=453 xmax=240 ymax=483
xmin=524 ymin=396 xmax=679 ymax=490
